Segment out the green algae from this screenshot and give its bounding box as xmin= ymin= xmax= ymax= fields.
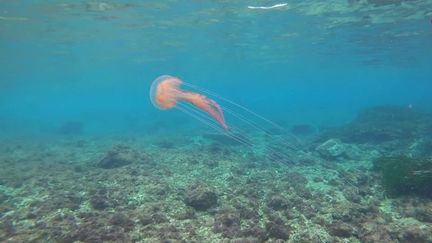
xmin=373 ymin=156 xmax=432 ymax=197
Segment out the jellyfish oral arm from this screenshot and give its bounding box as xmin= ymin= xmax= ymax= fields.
xmin=180 ymin=92 xmax=228 ymax=130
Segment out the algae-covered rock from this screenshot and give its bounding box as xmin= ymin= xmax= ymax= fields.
xmin=184 ymin=183 xmax=218 ymax=211
xmin=316 ymin=139 xmax=362 ymax=160
xmin=267 ymin=195 xmax=290 ymax=210
xmin=89 ymin=186 xmax=111 ymax=210
xmin=97 ymin=145 xmax=139 ymax=169
xmin=213 ymin=211 xmax=241 ymax=238
xmin=373 ymin=156 xmax=432 ymax=197
xmin=316 ymin=139 xmax=347 ymax=158
xmin=408 ymin=139 xmax=432 ymax=157
xmin=320 ymin=106 xmax=432 ymax=145
xmin=266 ymin=217 xmax=291 ymax=240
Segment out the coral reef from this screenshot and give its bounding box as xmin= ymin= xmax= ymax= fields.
xmin=1 ymin=107 xmax=432 ymax=242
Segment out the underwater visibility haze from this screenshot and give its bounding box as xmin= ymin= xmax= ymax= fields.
xmin=1 ymin=1 xmax=432 ymax=242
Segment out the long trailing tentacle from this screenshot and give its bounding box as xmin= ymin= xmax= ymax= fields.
xmin=176 ymin=102 xmax=295 ymax=165
xmin=177 ymin=103 xmax=293 ymax=165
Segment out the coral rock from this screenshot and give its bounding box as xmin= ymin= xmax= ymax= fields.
xmin=110 ymin=213 xmax=134 ymax=231
xmin=316 ymin=139 xmax=347 ymax=159
xmin=139 ymin=212 xmax=168 ymax=225
xmin=184 ymin=183 xmax=218 ymax=211
xmin=213 ymin=211 xmax=241 ymax=238
xmin=328 ymin=221 xmax=356 ymax=238
xmin=316 ymin=139 xmax=361 ymax=160
xmin=266 ymin=220 xmax=290 ymax=240
xmin=267 ymin=195 xmax=290 ymax=210
xmin=89 ymin=187 xmax=110 ymax=210
xmin=97 ymin=145 xmax=139 ymax=169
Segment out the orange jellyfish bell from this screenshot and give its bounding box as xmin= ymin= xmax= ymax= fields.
xmin=150 ymin=75 xmax=228 ymax=130
xmin=150 ymin=75 xmax=182 ymax=110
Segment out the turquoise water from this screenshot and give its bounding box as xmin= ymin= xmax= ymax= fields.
xmin=1 ymin=1 xmax=432 ymax=242
xmin=1 ymin=1 xmax=431 ymax=136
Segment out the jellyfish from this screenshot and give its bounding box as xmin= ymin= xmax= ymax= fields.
xmin=149 ymin=75 xmax=301 ymax=165
xmin=150 ymin=75 xmax=228 ymax=130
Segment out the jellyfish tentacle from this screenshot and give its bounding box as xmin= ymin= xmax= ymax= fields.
xmin=223 ymin=121 xmax=295 ymax=164
xmin=178 ymin=102 xmax=293 ymax=164
xmin=180 ymin=92 xmax=228 ymax=130
xmin=182 ymin=82 xmax=302 ymax=149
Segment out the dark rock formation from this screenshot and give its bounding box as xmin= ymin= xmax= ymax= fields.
xmin=328 ymin=221 xmax=356 ymax=238
xmin=139 ymin=212 xmax=168 ymax=226
xmin=267 ymin=195 xmax=290 ymax=210
xmin=89 ymin=187 xmax=111 ymax=210
xmin=213 ymin=211 xmax=241 ymax=238
xmin=110 ymin=213 xmax=134 ymax=232
xmin=97 ymin=145 xmax=139 ymax=169
xmin=184 ymin=183 xmax=218 ymax=211
xmin=266 ymin=217 xmax=290 ymax=240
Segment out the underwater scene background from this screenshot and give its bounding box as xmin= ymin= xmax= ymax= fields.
xmin=1 ymin=1 xmax=432 ymax=242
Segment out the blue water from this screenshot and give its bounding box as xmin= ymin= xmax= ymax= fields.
xmin=1 ymin=1 xmax=431 ymax=137
xmin=2 ymin=1 xmax=432 ymax=242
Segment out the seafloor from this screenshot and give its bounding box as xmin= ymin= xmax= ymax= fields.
xmin=1 ymin=106 xmax=432 ymax=243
